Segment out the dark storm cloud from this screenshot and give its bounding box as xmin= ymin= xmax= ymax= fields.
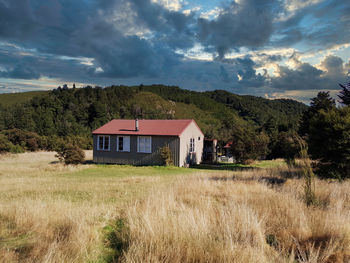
xmin=273 ymin=0 xmax=350 ymax=49
xmin=0 ymin=64 xmax=40 ymax=79
xmin=0 ymin=0 xmax=349 ymax=99
xmin=220 ymin=56 xmax=267 ymax=88
xmin=305 ymin=1 xmax=350 ymax=48
xmin=129 ymin=0 xmax=196 ymax=50
xmin=197 ymin=0 xmax=280 ymax=58
xmin=272 ymin=63 xmax=324 ymax=90
xmin=271 ymin=55 xmax=349 ymax=91
xmin=0 ymin=0 xmax=186 ymax=79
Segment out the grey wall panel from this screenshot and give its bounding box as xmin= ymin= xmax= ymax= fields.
xmin=93 ymin=135 xmax=180 ymax=166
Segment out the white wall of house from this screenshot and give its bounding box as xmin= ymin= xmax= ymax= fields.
xmin=179 ymin=121 xmax=204 ymax=166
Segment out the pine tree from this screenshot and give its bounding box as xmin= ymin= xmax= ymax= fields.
xmin=338 ymin=82 xmax=350 ymax=106
xmin=299 ymin=91 xmax=335 ymax=136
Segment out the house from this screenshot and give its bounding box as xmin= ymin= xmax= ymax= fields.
xmin=219 ymin=141 xmax=234 ymax=163
xmin=92 ymin=119 xmax=204 ymax=167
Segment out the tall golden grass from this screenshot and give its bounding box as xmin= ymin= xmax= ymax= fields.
xmin=0 ymin=151 xmax=168 ymax=262
xmin=1 ymin=152 xmax=350 ymax=262
xmin=123 ymin=169 xmax=350 ymax=263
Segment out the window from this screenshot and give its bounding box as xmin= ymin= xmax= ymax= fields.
xmin=190 ymin=138 xmax=195 ymax=152
xmin=117 ymin=136 xmax=130 ymax=152
xmin=138 ymin=136 xmax=152 ymax=153
xmin=198 ymin=137 xmax=201 ymax=141
xmin=97 ymin=135 xmax=110 ymax=151
xmin=118 ymin=137 xmax=123 ymax=151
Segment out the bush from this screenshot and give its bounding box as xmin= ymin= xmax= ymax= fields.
xmin=160 ymin=145 xmax=173 ymax=166
xmin=56 ymin=144 xmax=85 ymax=165
xmin=269 ymin=132 xmax=304 ymax=162
xmin=230 ymin=128 xmax=270 ymax=163
xmin=0 ymin=134 xmax=25 ymax=154
xmin=3 ymin=129 xmax=42 ymax=151
xmin=0 ymin=134 xmax=14 ymax=153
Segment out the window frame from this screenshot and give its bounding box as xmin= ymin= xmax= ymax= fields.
xmin=137 ymin=136 xmax=152 ymax=153
xmin=97 ymin=135 xmax=110 ymax=151
xmin=189 ymin=137 xmax=195 ymax=153
xmin=116 ymin=136 xmax=130 ymax=152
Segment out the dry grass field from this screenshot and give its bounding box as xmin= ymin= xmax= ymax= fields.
xmin=1 ymin=152 xmax=350 ymax=262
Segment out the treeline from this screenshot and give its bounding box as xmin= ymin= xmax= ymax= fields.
xmin=0 ymin=82 xmax=348 ymax=178
xmin=0 ymin=84 xmax=307 ymax=155
xmin=230 ymin=82 xmax=350 ymax=179
xmin=299 ymin=86 xmax=350 ymax=179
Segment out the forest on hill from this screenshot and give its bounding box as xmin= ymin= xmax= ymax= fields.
xmin=0 ymin=84 xmax=307 ymax=158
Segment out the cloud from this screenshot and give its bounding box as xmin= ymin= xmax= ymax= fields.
xmin=198 ymin=0 xmax=280 ymax=58
xmin=271 ymin=55 xmax=349 ymax=91
xmin=151 ymin=0 xmax=183 ymax=11
xmin=319 ymin=55 xmax=345 ymax=78
xmin=0 ymin=0 xmax=349 ymax=103
xmin=0 ymin=0 xmax=190 ymax=80
xmin=273 ymin=0 xmax=350 ymax=50
xmin=0 ymin=64 xmax=40 ymax=79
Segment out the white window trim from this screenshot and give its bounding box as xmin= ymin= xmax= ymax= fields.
xmin=190 ymin=137 xmax=195 ymax=153
xmin=116 ymin=136 xmax=130 ymax=152
xmin=97 ymin=135 xmax=110 ymax=151
xmin=137 ymin=136 xmax=152 ymax=153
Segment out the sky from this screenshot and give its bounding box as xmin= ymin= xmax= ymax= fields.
xmin=0 ymin=0 xmax=349 ymax=103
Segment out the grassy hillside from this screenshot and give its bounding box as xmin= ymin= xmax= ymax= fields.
xmin=128 ymin=91 xmax=248 ymax=139
xmin=1 ymin=151 xmax=349 ymax=262
xmin=0 ymin=90 xmax=48 ymax=107
xmin=205 ymin=90 xmax=307 ymax=129
xmin=0 ymin=85 xmax=307 ymax=148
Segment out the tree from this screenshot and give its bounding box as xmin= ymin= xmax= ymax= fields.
xmin=308 ymin=107 xmax=350 ymax=179
xmin=338 ymin=81 xmax=350 ymax=106
xmin=299 ymin=91 xmax=335 ymax=136
xmin=88 ymin=101 xmax=108 ymax=129
xmin=230 ymin=128 xmax=270 ymax=164
xmin=269 ymin=131 xmax=304 ymax=162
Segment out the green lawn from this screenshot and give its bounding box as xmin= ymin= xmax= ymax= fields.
xmin=68 ymin=164 xmax=196 ymax=178
xmin=192 ymin=159 xmax=287 ymax=171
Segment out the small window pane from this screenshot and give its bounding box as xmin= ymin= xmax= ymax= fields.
xmin=138 ymin=136 xmax=151 ymax=153
xmin=99 ymin=136 xmax=104 ymax=150
xmin=124 ymin=136 xmax=130 ymax=152
xmin=189 ymin=138 xmax=195 ymax=152
xmin=104 ymin=136 xmax=109 ymax=150
xmin=118 ymin=137 xmax=124 ymax=151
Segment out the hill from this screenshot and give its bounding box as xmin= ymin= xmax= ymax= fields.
xmin=204 ymin=90 xmax=307 ymax=130
xmin=0 ymin=84 xmax=307 ymax=146
xmin=0 ymin=90 xmax=48 ymax=107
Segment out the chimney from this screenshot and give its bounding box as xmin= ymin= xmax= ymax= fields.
xmin=135 ymin=118 xmax=139 ymax=131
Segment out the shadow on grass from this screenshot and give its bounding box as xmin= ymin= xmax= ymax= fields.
xmin=190 ymin=163 xmax=258 ymax=172
xmin=209 ymin=175 xmax=286 ymax=185
xmin=50 ymin=160 xmax=94 ymax=165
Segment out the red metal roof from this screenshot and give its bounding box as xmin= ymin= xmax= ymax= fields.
xmin=92 ymin=119 xmax=203 ymax=136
